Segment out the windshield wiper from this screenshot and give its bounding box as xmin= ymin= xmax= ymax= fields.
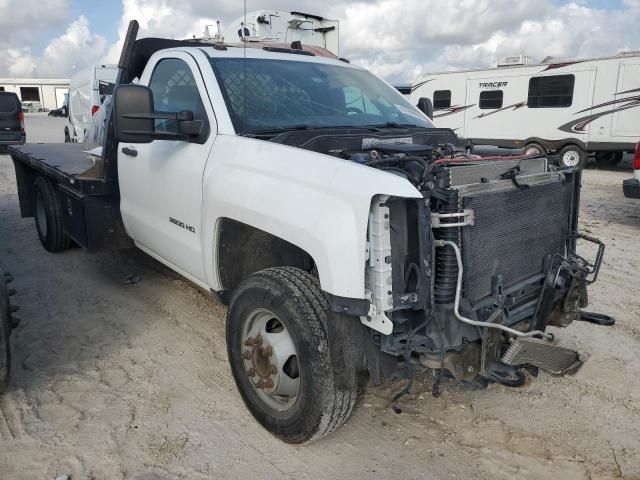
xmin=367 ymin=122 xmax=423 ymax=129
xmin=241 ymin=125 xmax=311 ymax=136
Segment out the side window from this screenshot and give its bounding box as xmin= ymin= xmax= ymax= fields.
xmin=528 ymin=74 xmax=574 ymax=108
xmin=148 ymin=58 xmax=206 ymax=132
xmin=433 ymin=90 xmax=451 ymax=110
xmin=479 ymin=90 xmax=503 ymax=109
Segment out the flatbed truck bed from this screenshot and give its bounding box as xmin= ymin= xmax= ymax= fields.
xmin=8 ymin=144 xmax=112 ymax=194
xmin=8 ymin=143 xmax=132 ymax=252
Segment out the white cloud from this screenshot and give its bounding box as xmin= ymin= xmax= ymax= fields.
xmin=0 ymin=0 xmax=638 ymax=83
xmin=0 ymin=15 xmax=107 ymax=78
xmin=0 ymin=0 xmax=68 ymax=42
xmin=332 ymin=0 xmax=640 ymax=81
xmin=103 ymin=0 xmax=222 ymax=64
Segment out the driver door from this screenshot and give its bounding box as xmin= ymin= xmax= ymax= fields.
xmin=118 ymin=53 xmax=216 ymax=283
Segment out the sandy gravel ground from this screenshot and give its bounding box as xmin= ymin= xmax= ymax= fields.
xmin=0 ymin=115 xmax=638 ymax=479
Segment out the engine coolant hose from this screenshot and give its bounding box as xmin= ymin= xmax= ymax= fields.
xmin=435 ymin=240 xmax=554 ymax=341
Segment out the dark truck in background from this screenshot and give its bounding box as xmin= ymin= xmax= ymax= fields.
xmin=4 ymin=21 xmax=614 ymax=443
xmin=0 ymin=92 xmax=25 ymax=151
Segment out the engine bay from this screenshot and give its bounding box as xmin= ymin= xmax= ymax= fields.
xmin=268 ymin=126 xmax=606 ymax=387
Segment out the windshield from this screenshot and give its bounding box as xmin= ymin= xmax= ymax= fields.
xmin=209 ymin=58 xmax=434 ymax=134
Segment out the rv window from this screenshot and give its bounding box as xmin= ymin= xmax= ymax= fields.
xmin=527 ymin=75 xmax=574 ymax=108
xmin=479 ymin=90 xmax=503 ymax=109
xmin=433 ymin=90 xmax=451 ymax=110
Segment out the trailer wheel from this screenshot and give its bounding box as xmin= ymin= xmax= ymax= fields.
xmin=227 ymin=267 xmax=357 ymax=444
xmin=594 ymin=151 xmax=623 ymax=167
xmin=33 ymin=177 xmax=71 ymax=252
xmin=524 ymin=142 xmax=546 ymax=156
xmin=558 ymin=145 xmax=586 ymax=169
xmin=0 ymin=269 xmax=12 ymax=392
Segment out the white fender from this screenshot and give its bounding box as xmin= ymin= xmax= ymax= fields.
xmin=201 ymin=135 xmax=421 ymax=299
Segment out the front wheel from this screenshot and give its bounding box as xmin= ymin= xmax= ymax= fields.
xmin=558 ymin=145 xmax=587 ymax=169
xmin=226 ymin=267 xmax=357 ymax=444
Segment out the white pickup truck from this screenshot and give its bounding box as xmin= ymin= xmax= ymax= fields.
xmin=8 ymin=21 xmax=611 ymax=443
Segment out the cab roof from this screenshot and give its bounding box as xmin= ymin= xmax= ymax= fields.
xmin=121 ymin=37 xmax=342 ymax=83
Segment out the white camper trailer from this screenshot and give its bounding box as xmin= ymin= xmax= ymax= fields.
xmin=411 ymin=52 xmax=640 ymax=168
xmin=229 ymin=10 xmax=340 ymax=56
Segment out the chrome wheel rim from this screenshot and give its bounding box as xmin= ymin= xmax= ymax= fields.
xmin=240 ymin=308 xmax=300 ymax=411
xmin=36 ymin=194 xmax=47 ymax=239
xmin=562 ymin=150 xmax=580 ymax=167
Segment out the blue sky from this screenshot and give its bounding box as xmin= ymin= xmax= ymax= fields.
xmin=30 ymin=0 xmax=122 ymax=51
xmin=69 ymin=0 xmax=122 ymax=43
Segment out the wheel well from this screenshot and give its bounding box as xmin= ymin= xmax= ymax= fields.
xmin=559 ymin=143 xmax=584 ymax=152
xmin=523 ymin=137 xmax=587 ymax=154
xmin=216 ymin=218 xmax=315 ymax=295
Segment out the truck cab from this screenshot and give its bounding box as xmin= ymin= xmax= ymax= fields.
xmin=7 ymin=21 xmax=611 ymax=444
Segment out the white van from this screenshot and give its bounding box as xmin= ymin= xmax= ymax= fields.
xmin=411 ymin=52 xmax=640 ymax=168
xmin=64 ymin=64 xmax=118 ymax=143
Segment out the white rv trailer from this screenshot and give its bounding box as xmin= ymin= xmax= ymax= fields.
xmin=411 ymin=52 xmax=640 ymax=168
xmin=229 ymin=10 xmax=340 ymax=56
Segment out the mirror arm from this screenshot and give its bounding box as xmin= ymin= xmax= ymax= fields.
xmin=121 ymin=112 xmax=178 ymax=121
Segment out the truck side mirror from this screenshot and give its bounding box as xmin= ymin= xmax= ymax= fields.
xmin=113 ymin=84 xmax=154 ymax=144
xmin=113 ymin=84 xmax=205 ymax=143
xmin=417 ymin=97 xmax=434 ymax=120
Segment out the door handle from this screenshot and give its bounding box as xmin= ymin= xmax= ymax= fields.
xmin=121 ymin=147 xmax=138 ymax=157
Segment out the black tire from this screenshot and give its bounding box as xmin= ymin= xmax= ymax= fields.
xmin=558 ymin=145 xmax=587 ymax=169
xmin=32 ymin=177 xmax=71 ymax=252
xmin=227 ymin=267 xmax=357 ymax=444
xmin=594 ymin=151 xmax=623 ymax=167
xmin=0 ymin=270 xmax=11 ymax=393
xmin=524 ymin=142 xmax=546 ymax=156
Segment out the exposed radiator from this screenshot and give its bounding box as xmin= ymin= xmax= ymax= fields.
xmin=454 ymin=170 xmax=572 ymax=305
xmin=449 ymin=157 xmax=547 ymax=187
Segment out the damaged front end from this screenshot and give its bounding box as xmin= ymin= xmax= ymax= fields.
xmin=363 ymin=152 xmax=610 ymax=389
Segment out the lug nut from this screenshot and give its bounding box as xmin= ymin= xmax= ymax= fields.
xmin=242 ymin=351 xmax=251 ymax=360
